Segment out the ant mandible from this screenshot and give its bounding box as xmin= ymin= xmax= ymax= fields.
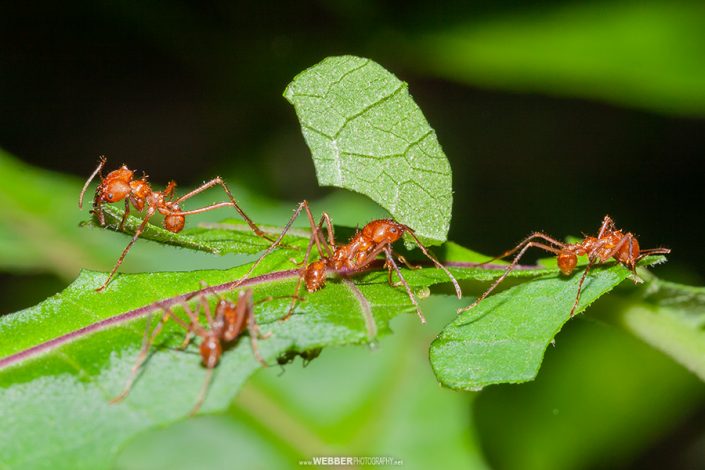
xmin=111 ymin=288 xmax=271 ymax=415
xmin=79 ymin=156 xmax=272 ymax=291
xmin=457 ymin=215 xmax=671 ymax=317
xmin=236 ymin=200 xmax=462 ymax=323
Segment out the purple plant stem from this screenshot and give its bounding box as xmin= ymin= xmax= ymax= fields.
xmin=0 ymin=260 xmax=543 ymax=370
xmin=0 ymin=269 xmax=300 ymax=370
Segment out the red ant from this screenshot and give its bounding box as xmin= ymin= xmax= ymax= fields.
xmin=237 ymin=200 xmax=462 ymax=323
xmin=457 ymin=215 xmax=671 ymax=317
xmin=79 ymin=156 xmax=271 ymax=291
xmin=111 ymin=288 xmax=272 ymax=415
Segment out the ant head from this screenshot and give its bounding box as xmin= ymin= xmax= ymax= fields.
xmin=100 ymin=180 xmax=132 ymax=203
xmin=557 ymin=251 xmax=578 ymax=275
xmin=362 ymin=219 xmax=407 ymax=244
xmin=200 ymin=335 xmax=222 ymax=368
xmin=98 ymin=167 xmax=134 ymax=203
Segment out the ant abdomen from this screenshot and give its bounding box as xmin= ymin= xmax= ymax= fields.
xmin=163 ymin=212 xmax=185 ymax=232
xmin=557 ymin=251 xmax=578 ymax=275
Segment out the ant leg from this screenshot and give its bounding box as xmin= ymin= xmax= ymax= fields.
xmin=169 ymin=202 xmax=240 ymax=216
xmin=97 ymin=206 xmax=157 ymax=292
xmin=396 ymin=253 xmax=422 ymax=270
xmin=481 ymin=232 xmax=567 ymax=265
xmin=287 ymin=214 xmax=329 ymax=267
xmin=234 ymin=200 xmax=326 ymax=288
xmin=403 ymin=229 xmax=463 ymax=299
xmin=93 ymin=199 xmax=106 ymax=226
xmin=254 ymin=293 xmax=302 ymax=326
xmin=384 ymin=260 xmax=403 ymax=287
xmin=638 ymin=247 xmax=672 ymax=257
xmin=177 ymin=299 xmax=205 ymax=350
xmin=173 ymin=176 xmax=270 ymax=241
xmin=190 ymin=367 xmax=214 ymax=416
xmin=119 ymin=199 xmax=131 ymax=232
xmin=110 ymin=308 xmax=173 ymax=404
xmin=282 ymin=276 xmax=306 ymax=321
xmin=242 ymin=291 xmax=268 ymax=367
xmin=79 ymin=156 xmax=106 ymax=209
xmin=164 ymin=180 xmax=177 ymax=199
xmin=597 ymin=215 xmax=617 ymax=239
xmin=383 ymin=246 xmax=426 ymax=323
xmin=457 ymin=241 xmax=561 ymax=314
xmin=198 ymin=293 xmax=215 ymax=327
xmin=570 ymin=260 xmax=594 ymax=317
xmin=319 ymin=212 xmax=336 ymax=257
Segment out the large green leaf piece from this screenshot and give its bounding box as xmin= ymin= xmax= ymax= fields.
xmin=0 ymin=238 xmax=495 ymax=469
xmin=416 ymin=2 xmax=705 ymax=115
xmin=605 ymin=275 xmax=705 ymax=381
xmin=284 ymin=55 xmax=453 ymax=245
xmin=430 ymin=261 xmax=661 ymax=390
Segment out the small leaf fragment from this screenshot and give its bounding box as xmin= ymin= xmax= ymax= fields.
xmin=430 ymin=263 xmax=639 ymax=390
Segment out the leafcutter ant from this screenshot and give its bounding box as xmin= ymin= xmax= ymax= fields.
xmin=79 ymin=156 xmax=271 ymax=291
xmin=236 ymin=200 xmax=462 ymax=323
xmin=457 ymin=215 xmax=671 ymax=317
xmin=111 ymin=288 xmax=272 ymax=415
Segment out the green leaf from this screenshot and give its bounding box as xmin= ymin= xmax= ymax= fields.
xmin=88 ymin=204 xmax=307 ymax=256
xmin=601 ymin=275 xmax=705 ymax=382
xmin=115 ymin=298 xmax=490 ymax=469
xmin=284 ymin=55 xmax=453 ymax=245
xmin=414 ymin=2 xmax=705 ymax=115
xmin=474 ymin=320 xmax=704 ymax=470
xmin=430 ymin=259 xmax=664 ymax=390
xmin=0 ymin=239 xmax=491 ymax=469
xmin=0 ymin=150 xmax=106 ymax=278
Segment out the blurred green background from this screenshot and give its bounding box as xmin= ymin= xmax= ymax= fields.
xmin=1 ymin=1 xmax=704 ymax=468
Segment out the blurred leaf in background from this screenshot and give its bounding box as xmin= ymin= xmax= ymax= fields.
xmin=1 ymin=1 xmax=705 ymax=469
xmin=403 ymin=1 xmax=705 ymax=115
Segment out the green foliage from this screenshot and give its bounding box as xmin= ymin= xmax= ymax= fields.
xmin=0 ymin=151 xmax=110 ymax=278
xmin=474 ymin=320 xmax=704 ymax=470
xmin=603 ymin=274 xmax=705 ymax=381
xmin=1 ymin=55 xmax=703 ymax=469
xmin=284 ymin=55 xmax=453 ymax=245
xmin=89 ymin=204 xmax=303 ymax=256
xmin=115 ymin=299 xmax=490 ymax=469
xmin=0 ymin=233 xmax=491 ymax=468
xmin=414 ymin=1 xmax=705 ymax=115
xmin=430 ymin=259 xmax=660 ymax=390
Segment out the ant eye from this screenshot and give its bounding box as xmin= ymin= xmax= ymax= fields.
xmin=390 ymin=227 xmax=397 ymax=233
xmin=107 ymin=193 xmax=113 ymax=200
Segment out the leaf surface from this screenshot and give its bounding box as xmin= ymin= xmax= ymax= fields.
xmin=0 ymin=241 xmax=491 ymax=469
xmin=430 ymin=259 xmax=663 ymax=390
xmin=604 ymin=275 xmax=705 ymax=382
xmin=284 ymin=55 xmax=453 ymax=245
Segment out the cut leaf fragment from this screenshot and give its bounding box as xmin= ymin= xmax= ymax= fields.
xmin=430 ymin=258 xmax=664 ymax=390
xmin=284 ymin=55 xmax=453 ymax=245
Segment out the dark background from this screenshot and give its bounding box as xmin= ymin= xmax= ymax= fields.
xmin=2 ymin=2 xmax=704 ymax=469
xmin=2 ymin=1 xmax=703 ymax=281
